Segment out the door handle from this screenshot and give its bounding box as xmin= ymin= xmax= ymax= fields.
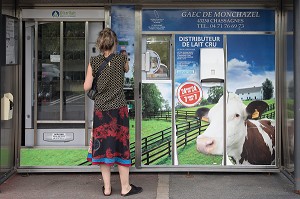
xmin=139 ymin=82 xmax=141 ymax=98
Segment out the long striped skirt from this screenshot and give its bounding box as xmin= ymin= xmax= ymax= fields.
xmin=87 ymin=106 xmax=131 ymax=167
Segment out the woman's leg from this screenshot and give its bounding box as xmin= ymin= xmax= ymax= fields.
xmin=118 ymin=165 xmax=131 ymax=195
xmin=100 ymin=164 xmax=112 ymax=194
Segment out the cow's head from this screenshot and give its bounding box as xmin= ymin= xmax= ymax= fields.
xmin=196 ymin=92 xmax=270 ymax=163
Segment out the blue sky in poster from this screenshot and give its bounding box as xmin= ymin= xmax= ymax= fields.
xmin=156 ymin=83 xmax=172 ymax=110
xmin=173 ymin=34 xmax=276 ymax=102
xmin=287 ymin=35 xmax=294 ymax=71
xmin=227 ymin=35 xmax=275 ymax=93
xmin=111 ymin=5 xmax=135 ymax=79
xmin=111 ymin=5 xmax=135 ymax=39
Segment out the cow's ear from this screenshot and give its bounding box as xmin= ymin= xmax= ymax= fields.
xmin=195 ymin=107 xmax=210 ymax=121
xmin=246 ymin=101 xmax=269 ymax=119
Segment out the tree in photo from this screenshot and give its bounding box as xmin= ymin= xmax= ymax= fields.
xmin=207 ymin=86 xmax=223 ymax=104
xmin=200 ymin=98 xmax=209 ymax=106
xmin=163 ymin=99 xmax=171 ymax=111
xmin=142 ymin=83 xmax=164 ymax=117
xmin=262 ymin=78 xmax=274 ymax=100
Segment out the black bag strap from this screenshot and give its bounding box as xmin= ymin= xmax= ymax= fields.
xmin=91 ymin=53 xmax=115 ymax=89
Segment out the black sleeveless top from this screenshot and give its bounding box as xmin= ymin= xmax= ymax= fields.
xmin=90 ymin=54 xmax=127 ymax=111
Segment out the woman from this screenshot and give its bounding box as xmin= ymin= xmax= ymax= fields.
xmin=84 ymin=28 xmax=142 ymax=197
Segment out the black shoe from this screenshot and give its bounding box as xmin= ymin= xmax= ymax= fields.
xmin=121 ymin=184 xmax=143 ymax=197
xmin=102 ymin=186 xmax=112 ymax=196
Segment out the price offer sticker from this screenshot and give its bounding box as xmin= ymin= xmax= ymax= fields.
xmin=177 ymin=81 xmax=203 ymax=107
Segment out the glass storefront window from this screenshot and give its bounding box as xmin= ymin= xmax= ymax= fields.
xmin=37 ymin=22 xmax=60 ymax=120
xmin=141 ymin=35 xmax=173 ymax=165
xmin=36 ymin=22 xmax=86 ymax=121
xmin=63 ymin=22 xmax=85 ymax=120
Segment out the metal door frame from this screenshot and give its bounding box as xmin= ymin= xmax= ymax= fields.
xmin=134 ymin=6 xmax=281 ymax=172
xmin=18 ymin=8 xmax=107 ymax=172
xmin=17 ymin=4 xmax=283 ymax=173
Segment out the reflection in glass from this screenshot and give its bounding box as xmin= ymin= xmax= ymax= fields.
xmin=283 ymin=34 xmax=294 ymax=173
xmin=37 ymin=22 xmax=60 ymax=120
xmin=63 ymin=22 xmax=85 ymax=120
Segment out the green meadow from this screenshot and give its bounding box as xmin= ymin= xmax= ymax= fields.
xmin=20 ymin=99 xmax=275 ymax=167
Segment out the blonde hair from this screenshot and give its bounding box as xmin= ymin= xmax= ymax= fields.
xmin=96 ymin=28 xmax=118 ymax=53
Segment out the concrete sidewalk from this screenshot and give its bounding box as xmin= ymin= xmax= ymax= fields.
xmin=0 ymin=172 xmax=300 ymax=199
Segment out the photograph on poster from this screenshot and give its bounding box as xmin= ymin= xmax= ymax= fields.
xmin=111 ymin=5 xmax=135 ymax=80
xmin=140 ymin=83 xmax=173 ymax=165
xmin=173 ymin=34 xmax=276 ymax=166
xmin=173 ymin=34 xmax=224 ymax=165
xmin=200 ymin=48 xmax=224 ymax=87
xmin=142 ymin=35 xmax=171 ymax=80
xmin=138 ymin=8 xmax=276 ymax=167
xmin=143 ymin=50 xmax=169 ymax=79
xmin=142 ymin=50 xmax=170 ymax=80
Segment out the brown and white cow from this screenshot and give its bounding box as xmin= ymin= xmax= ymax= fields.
xmin=196 ymin=92 xmax=275 ymax=165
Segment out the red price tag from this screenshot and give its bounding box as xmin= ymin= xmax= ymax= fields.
xmin=177 ymin=81 xmax=203 ymax=107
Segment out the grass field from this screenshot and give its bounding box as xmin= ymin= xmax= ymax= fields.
xmin=20 ymin=99 xmax=275 ymax=167
xmin=20 ymin=119 xmax=173 ymax=166
xmin=20 ymin=119 xmax=214 ymax=166
xmin=20 ymin=148 xmax=87 ymax=166
xmin=155 ymin=141 xmax=222 ymax=165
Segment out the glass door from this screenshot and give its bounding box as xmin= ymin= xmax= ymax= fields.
xmin=37 ymin=22 xmax=85 ymax=121
xmin=140 ymin=35 xmax=173 ymax=166
xmin=62 ymin=22 xmax=86 ymax=120
xmin=22 ymin=21 xmax=103 ymax=167
xmin=37 ymin=22 xmax=61 ymax=120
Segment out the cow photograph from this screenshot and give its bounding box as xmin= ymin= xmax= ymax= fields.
xmin=196 ymin=92 xmax=275 ymax=165
xmin=169 ymin=34 xmax=277 ymax=166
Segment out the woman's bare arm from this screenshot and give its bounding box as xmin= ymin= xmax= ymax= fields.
xmin=83 ymin=63 xmax=93 ymax=91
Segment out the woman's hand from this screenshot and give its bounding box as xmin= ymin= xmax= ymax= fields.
xmin=124 ymin=61 xmax=129 ymax=73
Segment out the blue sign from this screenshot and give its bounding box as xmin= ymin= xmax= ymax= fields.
xmin=52 ymin=11 xmax=60 ymax=17
xmin=142 ymin=9 xmax=275 ymax=32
